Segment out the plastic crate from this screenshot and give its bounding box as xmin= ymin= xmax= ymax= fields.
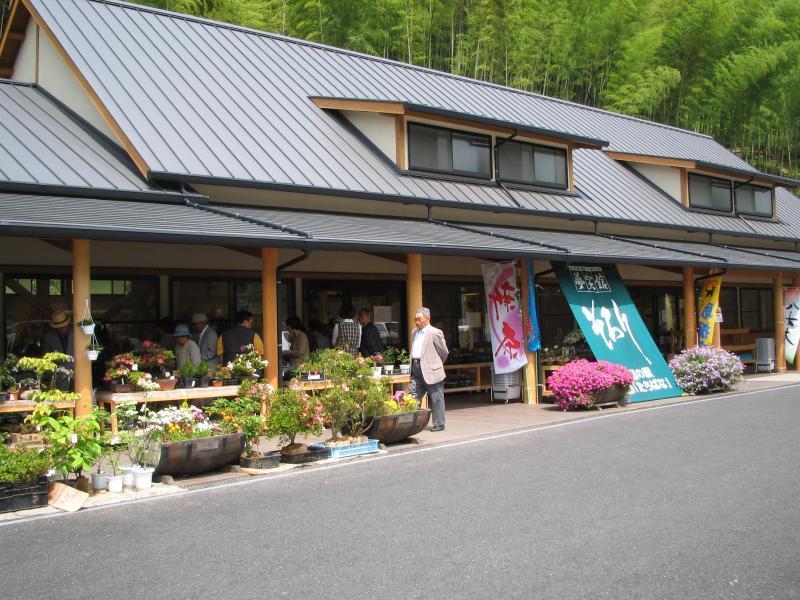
xmin=0 ymin=476 xmax=49 ymax=513
xmin=327 ymin=439 xmax=380 ymax=459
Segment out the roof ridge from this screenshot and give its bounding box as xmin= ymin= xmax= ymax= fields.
xmin=84 ymin=0 xmax=716 ymax=142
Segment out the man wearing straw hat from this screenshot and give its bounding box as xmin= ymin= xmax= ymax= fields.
xmin=43 ymin=310 xmax=74 ymax=356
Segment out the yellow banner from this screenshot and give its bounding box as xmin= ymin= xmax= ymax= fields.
xmin=697 ymin=276 xmax=723 ymax=346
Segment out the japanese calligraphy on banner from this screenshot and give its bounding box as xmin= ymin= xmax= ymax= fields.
xmin=784 ymin=288 xmax=800 ymax=365
xmin=525 ymin=261 xmax=542 ymax=352
xmin=482 ymin=262 xmax=528 ymax=374
xmin=556 ymin=264 xmax=679 ymax=403
xmin=697 ymin=276 xmax=723 ymax=346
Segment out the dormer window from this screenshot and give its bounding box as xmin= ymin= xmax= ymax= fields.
xmin=407 ymin=123 xmax=492 ymax=179
xmin=688 ymin=173 xmax=732 ymax=212
xmin=497 ymin=140 xmax=568 ymax=189
xmin=735 ymin=183 xmax=773 ymax=218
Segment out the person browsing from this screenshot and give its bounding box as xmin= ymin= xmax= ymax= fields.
xmin=409 ymin=307 xmax=449 ymax=432
xmin=217 ymin=310 xmax=265 ymax=364
xmin=191 ymin=312 xmax=218 ymax=370
xmin=174 ymin=323 xmax=201 ymax=370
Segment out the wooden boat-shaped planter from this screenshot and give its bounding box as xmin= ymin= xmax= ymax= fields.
xmin=144 ymin=432 xmax=245 ymax=476
xmin=363 ymin=409 xmax=431 ymax=444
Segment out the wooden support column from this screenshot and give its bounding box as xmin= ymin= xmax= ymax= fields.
xmin=682 ymin=267 xmax=696 ymax=348
xmin=406 ymin=253 xmax=423 ymax=339
xmin=774 ymin=272 xmax=786 ymax=373
xmin=519 ymin=259 xmax=538 ymax=404
xmin=262 ymin=248 xmax=279 ymax=390
xmin=72 ymin=240 xmax=92 ymax=417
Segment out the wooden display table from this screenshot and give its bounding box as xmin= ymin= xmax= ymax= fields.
xmin=0 ymin=400 xmax=75 ymax=415
xmin=97 ymin=386 xmax=240 ymax=435
xmin=295 ymin=374 xmax=410 ymax=392
xmin=443 ymin=362 xmax=492 ymax=394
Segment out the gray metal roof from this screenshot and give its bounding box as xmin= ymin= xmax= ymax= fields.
xmin=30 ymin=0 xmax=768 ymax=186
xmin=0 ymin=193 xmax=302 ymax=245
xmin=0 ymin=79 xmax=181 ymax=200
xmin=636 ymin=238 xmax=800 ymax=272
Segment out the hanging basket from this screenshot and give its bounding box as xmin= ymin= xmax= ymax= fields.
xmin=86 ymin=350 xmax=100 ymax=361
xmin=80 ymin=323 xmax=96 ymax=336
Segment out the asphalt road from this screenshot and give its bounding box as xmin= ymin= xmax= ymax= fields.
xmin=3 ymin=386 xmax=800 ymax=600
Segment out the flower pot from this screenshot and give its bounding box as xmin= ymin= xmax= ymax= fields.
xmin=86 ymin=350 xmax=100 ymax=361
xmin=119 ymin=466 xmax=135 ymax=488
xmin=180 ymin=377 xmax=196 ymax=389
xmin=106 ymin=474 xmax=124 ymax=493
xmin=133 ymin=466 xmax=155 ymax=491
xmin=399 ymin=363 xmax=411 ymax=374
xmin=383 ymin=366 xmax=395 ymax=375
xmin=211 ymin=380 xmax=223 ymax=387
xmin=108 ymin=383 xmax=136 ymax=393
xmin=156 ymin=378 xmax=177 ymax=391
xmin=364 ymin=409 xmax=431 ymax=444
xmin=80 ymin=323 xmax=95 ymax=336
xmin=371 ymin=367 xmax=383 ymax=378
xmin=91 ymin=472 xmax=108 ymax=492
xmin=592 ymin=384 xmax=629 ymax=406
xmin=198 ymin=376 xmax=210 ymax=388
xmin=148 ymin=433 xmax=246 ymax=476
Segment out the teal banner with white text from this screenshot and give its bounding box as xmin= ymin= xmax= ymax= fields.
xmin=555 ymin=264 xmax=680 ymax=402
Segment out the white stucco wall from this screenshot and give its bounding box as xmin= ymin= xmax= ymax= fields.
xmin=12 ymin=21 xmax=116 ymax=140
xmin=631 ymin=163 xmax=682 ymax=202
xmin=343 ymin=111 xmax=397 ymax=162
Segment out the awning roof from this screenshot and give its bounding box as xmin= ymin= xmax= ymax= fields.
xmin=2 ymin=193 xmax=798 ymax=272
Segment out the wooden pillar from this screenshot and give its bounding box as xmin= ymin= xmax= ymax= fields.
xmin=682 ymin=267 xmax=696 ymax=348
xmin=262 ymin=248 xmax=279 ymax=389
xmin=774 ymin=272 xmax=786 ymax=373
xmin=406 ymin=253 xmax=423 ymax=340
xmin=519 ymin=259 xmax=538 ymax=404
xmin=72 ymin=240 xmax=92 ymax=416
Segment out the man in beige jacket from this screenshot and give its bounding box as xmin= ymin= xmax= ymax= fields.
xmin=409 ymin=307 xmax=449 ymax=431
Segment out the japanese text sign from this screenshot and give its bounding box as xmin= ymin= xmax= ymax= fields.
xmin=785 ymin=288 xmax=800 ymax=365
xmin=556 ymin=264 xmax=679 ymax=402
xmin=525 ymin=261 xmax=542 ymax=352
xmin=697 ymin=276 xmax=723 ymax=347
xmin=482 ymin=262 xmax=528 ymax=374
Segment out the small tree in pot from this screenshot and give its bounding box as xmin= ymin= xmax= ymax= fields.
xmin=266 ymin=387 xmax=324 ymax=456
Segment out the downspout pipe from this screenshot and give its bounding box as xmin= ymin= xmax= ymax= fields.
xmin=278 ymin=249 xmax=310 ymax=274
xmin=493 ymin=130 xmax=524 ymax=208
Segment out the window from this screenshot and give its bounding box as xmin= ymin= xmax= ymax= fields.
xmin=735 ymin=184 xmax=773 ymax=218
xmin=407 ymin=123 xmax=491 ymax=179
xmin=688 ymin=173 xmax=732 ymax=212
xmin=498 ymin=140 xmax=568 ymax=188
xmin=740 ymin=288 xmax=773 ymax=331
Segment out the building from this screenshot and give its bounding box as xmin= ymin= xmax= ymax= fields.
xmin=1 ymin=0 xmax=799 ymax=413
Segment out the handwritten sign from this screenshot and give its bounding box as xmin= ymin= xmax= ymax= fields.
xmin=48 ymin=482 xmax=88 ymax=512
xmin=481 ymin=262 xmax=528 ymax=374
xmin=556 ymin=264 xmax=679 ymax=402
xmin=785 ymin=288 xmax=800 ymax=365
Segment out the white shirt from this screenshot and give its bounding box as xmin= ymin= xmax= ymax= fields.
xmin=411 ymin=325 xmax=430 ymax=359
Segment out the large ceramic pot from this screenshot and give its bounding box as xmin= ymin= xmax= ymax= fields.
xmin=592 ymin=384 xmax=629 ymax=406
xmin=363 ymin=409 xmax=431 ymax=444
xmin=144 ymin=433 xmax=245 ymax=476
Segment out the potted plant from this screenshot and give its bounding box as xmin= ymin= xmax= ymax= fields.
xmin=669 ymin=346 xmax=744 ymax=395
xmin=0 ymin=354 xmax=19 ymax=402
xmin=195 ymin=361 xmax=210 ymax=387
xmin=212 ymin=365 xmax=231 ymax=386
xmin=396 ymin=349 xmax=411 ymax=373
xmin=381 ymin=346 xmax=399 ymax=374
xmin=178 ymin=361 xmax=196 ymax=388
xmin=78 ymin=318 xmax=95 ymax=336
xmin=229 ymin=345 xmax=269 ymax=382
xmin=103 ymin=353 xmax=139 ymax=393
xmin=25 ymin=402 xmax=104 ymax=491
xmin=86 ymin=341 xmax=103 ymax=362
xmin=364 ymin=390 xmax=431 ymax=444
xmin=0 ymin=444 xmax=51 ymax=513
xmin=131 ymin=371 xmax=160 ymax=391
xmin=16 ymin=352 xmax=73 ymax=394
xmin=547 ymin=359 xmax=634 ymax=410
xmin=91 ymin=443 xmax=110 ymax=492
xmin=208 ymin=381 xmax=278 ymax=469
xmin=106 ymin=451 xmax=124 ymax=493
xmin=369 ymin=353 xmax=384 ymax=378
xmin=267 ymin=385 xmax=326 ymax=463
xmin=138 ymin=341 xmax=176 ymax=388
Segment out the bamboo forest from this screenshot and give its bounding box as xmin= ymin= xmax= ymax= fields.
xmin=4 ymin=0 xmax=798 ymax=180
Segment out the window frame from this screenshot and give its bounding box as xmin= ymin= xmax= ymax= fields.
xmin=406 ymin=121 xmax=493 ymax=180
xmin=687 ymin=172 xmax=733 ymax=214
xmin=496 ymin=139 xmax=569 ymax=190
xmin=734 ymin=182 xmax=774 ymax=219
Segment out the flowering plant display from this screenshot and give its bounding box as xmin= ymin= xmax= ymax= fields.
xmin=138 ymin=341 xmax=175 ymax=377
xmin=381 ymin=390 xmax=420 ymax=414
xmin=140 ymin=404 xmax=219 ymax=443
xmin=131 ymin=371 xmax=160 ymax=391
xmin=104 ymin=353 xmax=138 ymax=383
xmin=548 ymin=359 xmax=634 ymax=410
xmin=266 ymin=387 xmax=324 ymax=448
xmin=214 ymin=365 xmax=233 ymax=381
xmin=208 ymin=387 xmax=267 ymax=457
xmin=229 ymin=344 xmax=268 ymax=379
xmin=669 ymin=345 xmax=744 ymax=394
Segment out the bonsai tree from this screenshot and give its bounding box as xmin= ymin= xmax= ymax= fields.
xmin=208 ymin=381 xmax=273 ymax=457
xmin=178 ymin=361 xmax=196 ymax=381
xmin=16 ymin=352 xmax=73 ymax=393
xmin=266 ymin=387 xmax=323 ymax=452
xmin=0 ymin=444 xmax=51 ymax=486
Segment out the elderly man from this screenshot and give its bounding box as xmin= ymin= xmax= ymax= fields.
xmin=191 ymin=312 xmax=218 ymax=370
xmin=43 ymin=310 xmax=74 ymax=356
xmin=409 ymin=307 xmax=449 ymax=432
xmin=357 ymin=307 xmax=383 ymax=357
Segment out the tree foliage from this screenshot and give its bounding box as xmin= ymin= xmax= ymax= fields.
xmin=60 ymin=1 xmax=800 ymax=178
